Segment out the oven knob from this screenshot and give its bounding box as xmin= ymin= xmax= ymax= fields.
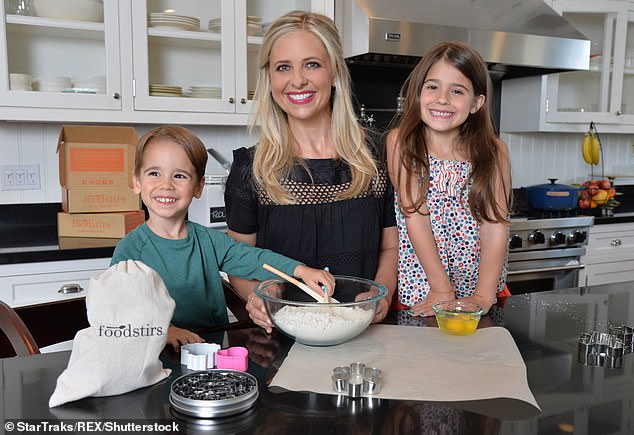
xmin=568 ymin=230 xmax=586 ymax=244
xmin=550 ymin=231 xmax=566 ymax=245
xmin=509 ymin=234 xmax=523 ymax=249
xmin=528 ymin=231 xmax=545 ymax=245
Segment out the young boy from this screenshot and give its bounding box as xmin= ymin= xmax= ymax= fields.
xmin=111 ymin=125 xmax=334 ymax=351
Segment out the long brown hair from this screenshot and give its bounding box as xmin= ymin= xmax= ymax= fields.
xmin=250 ymin=10 xmax=377 ymax=204
xmin=395 ymin=41 xmax=510 ymax=223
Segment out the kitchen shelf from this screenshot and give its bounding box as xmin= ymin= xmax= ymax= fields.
xmin=6 ymin=14 xmax=105 ymax=39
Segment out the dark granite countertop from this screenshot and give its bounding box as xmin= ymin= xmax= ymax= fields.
xmin=0 ymin=203 xmax=118 ymax=265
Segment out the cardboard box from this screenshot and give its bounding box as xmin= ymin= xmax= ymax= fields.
xmin=57 ymin=210 xmax=145 ymax=238
xmin=62 ymin=186 xmax=140 ymax=213
xmin=58 ymin=236 xmax=121 ymax=250
xmin=58 ymin=125 xmax=138 ymax=189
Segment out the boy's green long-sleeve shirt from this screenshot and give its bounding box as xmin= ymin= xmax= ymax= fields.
xmin=110 ymin=221 xmax=302 ymax=331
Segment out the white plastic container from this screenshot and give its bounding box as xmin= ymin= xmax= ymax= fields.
xmin=188 ymin=174 xmax=227 ymax=228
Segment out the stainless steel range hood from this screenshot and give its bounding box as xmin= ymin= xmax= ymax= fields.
xmin=336 ymin=0 xmax=591 ymax=79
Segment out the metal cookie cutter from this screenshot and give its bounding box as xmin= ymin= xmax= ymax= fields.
xmin=332 ymin=362 xmax=383 ymax=399
xmin=578 ymin=328 xmax=629 ymax=369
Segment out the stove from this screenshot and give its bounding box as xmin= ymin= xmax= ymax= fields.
xmin=506 ymin=215 xmax=594 ymax=294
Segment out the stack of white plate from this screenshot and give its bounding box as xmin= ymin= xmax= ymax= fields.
xmin=208 ymin=18 xmax=221 ymax=33
xmin=247 ymin=16 xmax=263 ymax=36
xmin=149 ymin=84 xmax=182 ymax=97
xmin=185 ymin=85 xmax=222 ymax=99
xmin=148 ymin=12 xmax=200 ymax=31
xmin=71 ymin=75 xmax=106 ymax=94
xmin=9 ymin=73 xmax=32 ymax=91
xmin=33 ymin=76 xmax=72 ymax=92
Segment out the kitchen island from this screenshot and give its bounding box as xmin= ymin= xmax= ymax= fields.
xmin=2 ymin=281 xmax=633 ymax=434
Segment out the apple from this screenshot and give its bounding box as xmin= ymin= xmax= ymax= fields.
xmin=579 ymin=198 xmax=591 ymax=209
xmin=599 ymin=179 xmax=611 ymax=190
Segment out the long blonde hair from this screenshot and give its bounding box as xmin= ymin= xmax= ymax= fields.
xmin=250 ymin=10 xmax=377 ymax=204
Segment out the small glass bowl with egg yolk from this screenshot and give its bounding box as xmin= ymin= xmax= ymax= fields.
xmin=433 ymin=300 xmax=483 ymax=336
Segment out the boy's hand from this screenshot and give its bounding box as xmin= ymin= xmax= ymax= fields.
xmin=293 ymin=265 xmax=336 ymax=297
xmin=167 ymin=325 xmax=205 ymax=352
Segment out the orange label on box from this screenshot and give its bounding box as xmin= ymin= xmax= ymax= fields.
xmin=69 ymin=148 xmax=125 ymax=172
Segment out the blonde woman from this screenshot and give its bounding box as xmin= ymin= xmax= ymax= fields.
xmin=225 ymin=11 xmax=397 ymax=333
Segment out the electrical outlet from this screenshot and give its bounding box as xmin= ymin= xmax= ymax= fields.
xmin=1 ymin=164 xmax=40 ymax=190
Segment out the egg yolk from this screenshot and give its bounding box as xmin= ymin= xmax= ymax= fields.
xmin=438 ymin=313 xmax=479 ymax=335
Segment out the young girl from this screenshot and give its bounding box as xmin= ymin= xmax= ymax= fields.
xmin=386 ymin=41 xmax=511 ymax=317
xmin=111 ymin=125 xmax=334 ymax=350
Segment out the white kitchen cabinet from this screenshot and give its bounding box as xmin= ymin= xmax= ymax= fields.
xmin=0 ymin=0 xmax=333 ymax=124
xmin=501 ymin=0 xmax=634 ymax=134
xmin=0 ymin=258 xmax=109 ymax=308
xmin=0 ymin=1 xmax=123 ymax=115
xmin=579 ymin=222 xmax=634 ymax=286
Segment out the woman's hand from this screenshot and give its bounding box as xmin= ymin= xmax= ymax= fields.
xmin=246 ymin=291 xmax=275 ymax=334
xmin=372 ymin=297 xmax=389 ymax=323
xmin=166 ymin=325 xmax=204 ymax=352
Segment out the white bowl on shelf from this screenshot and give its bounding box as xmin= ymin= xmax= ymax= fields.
xmin=33 ymin=0 xmax=104 ymax=23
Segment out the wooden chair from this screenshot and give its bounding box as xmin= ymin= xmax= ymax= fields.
xmin=0 ymin=300 xmax=40 ymax=356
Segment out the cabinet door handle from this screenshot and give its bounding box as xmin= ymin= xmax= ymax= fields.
xmin=112 ymin=92 xmax=120 ymax=100
xmin=228 ymin=97 xmax=235 ymax=104
xmin=610 ymin=239 xmax=622 ymax=247
xmin=58 ymin=283 xmax=84 ymax=294
xmin=614 ymin=110 xmax=622 ymax=116
xmin=240 ymin=98 xmax=247 ymax=104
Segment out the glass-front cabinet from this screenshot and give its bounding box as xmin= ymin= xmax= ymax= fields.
xmin=0 ymin=0 xmax=122 ymax=113
xmin=0 ymin=0 xmax=332 ymax=124
xmin=501 ymin=0 xmax=634 ymax=133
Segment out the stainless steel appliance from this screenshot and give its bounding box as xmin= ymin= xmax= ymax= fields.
xmin=337 ymin=0 xmax=591 ymax=80
xmin=507 ymin=216 xmax=594 ymax=294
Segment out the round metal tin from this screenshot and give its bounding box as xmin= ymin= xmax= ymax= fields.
xmin=169 ymin=369 xmax=258 ymax=418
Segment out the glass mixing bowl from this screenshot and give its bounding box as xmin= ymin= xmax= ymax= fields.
xmin=254 ymin=275 xmax=386 ymax=346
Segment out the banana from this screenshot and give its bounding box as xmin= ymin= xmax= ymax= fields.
xmin=591 ymin=132 xmax=600 ymax=165
xmin=582 ymin=132 xmax=594 ymax=164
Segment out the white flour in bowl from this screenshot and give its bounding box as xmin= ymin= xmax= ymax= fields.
xmin=273 ymin=305 xmax=374 ymax=345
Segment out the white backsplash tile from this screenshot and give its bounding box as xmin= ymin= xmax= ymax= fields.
xmin=502 ymin=132 xmax=634 ymax=187
xmin=1 ymin=122 xmax=633 ymax=204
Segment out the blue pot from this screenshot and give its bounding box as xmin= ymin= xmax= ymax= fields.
xmin=524 ymin=179 xmax=581 ymax=211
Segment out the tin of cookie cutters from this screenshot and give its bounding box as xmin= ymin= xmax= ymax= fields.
xmin=181 ymin=343 xmax=221 ymax=370
xmin=216 ymin=346 xmax=249 ymax=371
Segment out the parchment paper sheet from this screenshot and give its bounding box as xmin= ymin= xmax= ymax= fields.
xmin=270 ymin=325 xmax=541 ymax=420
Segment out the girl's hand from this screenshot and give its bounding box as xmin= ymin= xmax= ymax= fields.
xmin=167 ymin=325 xmax=204 ymax=352
xmin=246 ymin=291 xmax=274 ymax=334
xmin=293 ymin=265 xmax=336 ymax=298
xmin=409 ymin=290 xmax=456 ymax=317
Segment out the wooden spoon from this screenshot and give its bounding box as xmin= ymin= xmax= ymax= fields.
xmin=262 ymin=263 xmax=338 ymax=303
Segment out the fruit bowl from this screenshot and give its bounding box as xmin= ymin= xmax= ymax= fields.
xmin=254 ymin=276 xmax=386 ymax=346
xmin=432 ymin=300 xmax=483 ymax=336
xmin=578 ymin=179 xmax=619 ymax=211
